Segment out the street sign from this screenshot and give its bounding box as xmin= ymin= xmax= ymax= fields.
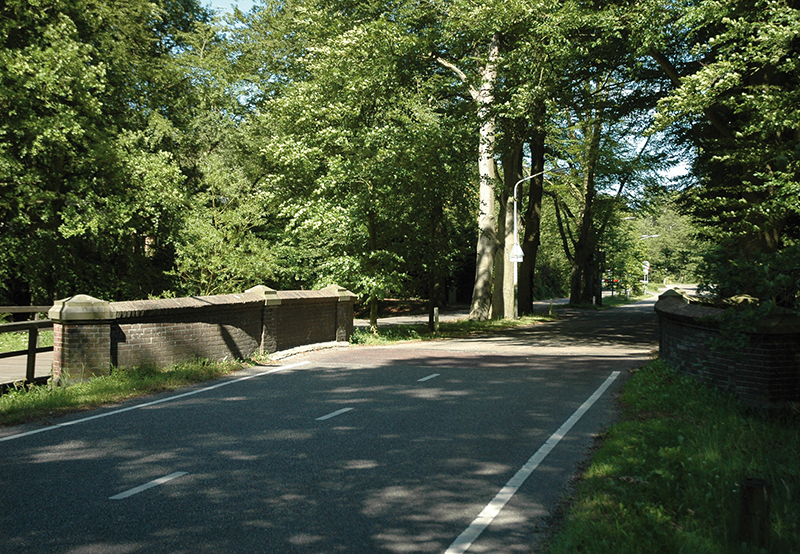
xmin=509 ymin=243 xmax=524 ymax=263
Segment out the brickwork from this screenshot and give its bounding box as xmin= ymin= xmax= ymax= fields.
xmin=111 ymin=300 xmax=263 ymax=369
xmin=49 ymin=286 xmax=356 ymax=382
xmin=275 ymin=296 xmax=337 ymax=351
xmin=55 ymin=322 xmax=111 ymax=383
xmin=655 ymin=290 xmax=800 ymax=407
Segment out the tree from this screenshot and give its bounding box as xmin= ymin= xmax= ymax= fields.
xmin=642 ymin=0 xmax=800 ymax=305
xmin=0 ymin=0 xmax=211 ymax=304
xmin=227 ymin=2 xmax=476 ymax=329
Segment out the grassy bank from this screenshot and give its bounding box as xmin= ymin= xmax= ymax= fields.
xmin=0 ymin=359 xmax=243 ymax=427
xmin=547 ymin=360 xmax=799 ymax=554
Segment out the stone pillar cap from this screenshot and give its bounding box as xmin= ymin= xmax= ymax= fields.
xmin=323 ymin=284 xmax=358 ymax=301
xmin=49 ymin=294 xmax=113 ymax=321
xmin=245 ymin=285 xmax=282 ymax=306
xmin=658 ymin=288 xmax=689 ymax=302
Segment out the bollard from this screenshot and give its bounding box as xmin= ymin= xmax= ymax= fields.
xmin=434 ymin=307 xmax=440 ymax=335
xmin=738 ymin=478 xmax=772 ymax=548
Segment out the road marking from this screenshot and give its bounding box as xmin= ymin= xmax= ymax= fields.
xmin=445 ymin=371 xmax=621 ymax=554
xmin=417 ymin=373 xmax=440 ymax=382
xmin=110 ymin=471 xmax=188 ymax=500
xmin=0 ymin=361 xmax=311 ymax=443
xmin=316 ymin=407 xmax=354 ymax=421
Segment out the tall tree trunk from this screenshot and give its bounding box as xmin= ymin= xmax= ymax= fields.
xmin=519 ymin=102 xmax=546 ymax=315
xmin=468 ymin=34 xmax=501 ymax=320
xmin=494 ymin=134 xmax=524 ymax=319
xmin=569 ymin=115 xmax=602 ymax=305
xmin=434 ymin=35 xmax=501 ymax=320
xmin=492 ymin=186 xmax=515 ymax=319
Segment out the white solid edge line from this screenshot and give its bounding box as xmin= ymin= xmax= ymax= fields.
xmin=444 ymin=371 xmax=621 ymax=554
xmin=316 ymin=407 xmax=354 ymax=421
xmin=418 ymin=373 xmax=441 ymax=382
xmin=110 ymin=471 xmax=188 ymax=500
xmin=0 ymin=361 xmax=311 ymax=443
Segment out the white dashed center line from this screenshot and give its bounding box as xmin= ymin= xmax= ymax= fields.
xmin=110 ymin=471 xmax=188 ymax=500
xmin=316 ymin=407 xmax=354 ymax=421
xmin=417 ymin=373 xmax=440 ymax=382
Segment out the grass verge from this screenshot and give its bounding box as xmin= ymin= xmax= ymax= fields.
xmin=350 ymin=313 xmax=554 ymax=345
xmin=0 ymin=359 xmax=243 ymax=427
xmin=546 ymin=359 xmax=800 ymax=554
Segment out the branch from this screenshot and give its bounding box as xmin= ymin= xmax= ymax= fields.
xmin=648 ymin=48 xmax=736 ymax=139
xmin=434 ymin=55 xmax=479 ymax=101
xmin=647 ymin=48 xmax=682 ymax=86
xmin=545 ymin=189 xmax=575 ymax=263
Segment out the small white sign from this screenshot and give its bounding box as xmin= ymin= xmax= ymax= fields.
xmin=509 ymin=243 xmax=524 ymax=263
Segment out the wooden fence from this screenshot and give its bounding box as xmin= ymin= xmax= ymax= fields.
xmin=0 ymin=306 xmax=53 ymax=384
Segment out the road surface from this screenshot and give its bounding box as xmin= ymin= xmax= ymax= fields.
xmin=0 ymin=295 xmax=659 ymax=553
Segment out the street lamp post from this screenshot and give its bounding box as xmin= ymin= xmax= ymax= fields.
xmin=510 ymin=167 xmax=565 ymax=319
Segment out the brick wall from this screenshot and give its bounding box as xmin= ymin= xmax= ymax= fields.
xmin=655 ymin=289 xmax=800 ymax=408
xmin=111 ymin=294 xmax=264 ymax=370
xmin=49 ymin=285 xmax=356 ymax=382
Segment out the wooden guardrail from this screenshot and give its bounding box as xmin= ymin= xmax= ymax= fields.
xmin=0 ymin=306 xmax=53 ymax=383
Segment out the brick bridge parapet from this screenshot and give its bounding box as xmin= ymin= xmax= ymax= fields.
xmin=654 ymin=289 xmax=800 ymax=408
xmin=48 ymin=285 xmax=356 ymax=383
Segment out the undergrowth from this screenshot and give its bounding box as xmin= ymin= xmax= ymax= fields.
xmin=0 ymin=330 xmax=54 ymax=353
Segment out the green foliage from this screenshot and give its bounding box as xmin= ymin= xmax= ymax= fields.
xmin=698 ymin=242 xmax=800 ymax=309
xmin=0 ymin=0 xmax=210 ymax=304
xmin=548 ymin=359 xmax=800 ymax=554
xmin=648 ymin=0 xmax=800 ymax=299
xmin=171 ymin=152 xmax=278 ymax=295
xmin=635 ymin=202 xmax=704 ymax=284
xmin=231 ymin=4 xmax=476 ymax=304
xmin=0 ymin=330 xmax=54 ymax=354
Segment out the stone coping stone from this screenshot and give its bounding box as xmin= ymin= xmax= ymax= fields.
xmin=49 ymin=286 xmax=358 ymax=323
xmin=655 ymin=289 xmax=800 ymax=335
xmin=111 ymin=292 xmax=266 ymax=319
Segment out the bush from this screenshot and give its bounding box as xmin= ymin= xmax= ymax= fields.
xmin=698 ymin=243 xmax=800 ymax=310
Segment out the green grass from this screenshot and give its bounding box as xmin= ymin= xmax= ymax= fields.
xmin=350 ymin=313 xmax=555 ymax=345
xmin=0 ymin=359 xmax=244 ymax=427
xmin=547 ymin=359 xmax=800 ymax=554
xmin=0 ymin=330 xmax=54 ymax=353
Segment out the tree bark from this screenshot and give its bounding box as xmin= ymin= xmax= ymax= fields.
xmin=519 ymin=101 xmax=546 ymax=315
xmin=569 ymin=115 xmax=602 ymax=305
xmin=468 ymin=34 xmax=502 ymax=320
xmin=491 ymin=186 xmax=515 ymax=319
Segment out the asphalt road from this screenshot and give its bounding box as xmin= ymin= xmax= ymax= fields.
xmin=0 ymin=295 xmax=659 ymax=554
